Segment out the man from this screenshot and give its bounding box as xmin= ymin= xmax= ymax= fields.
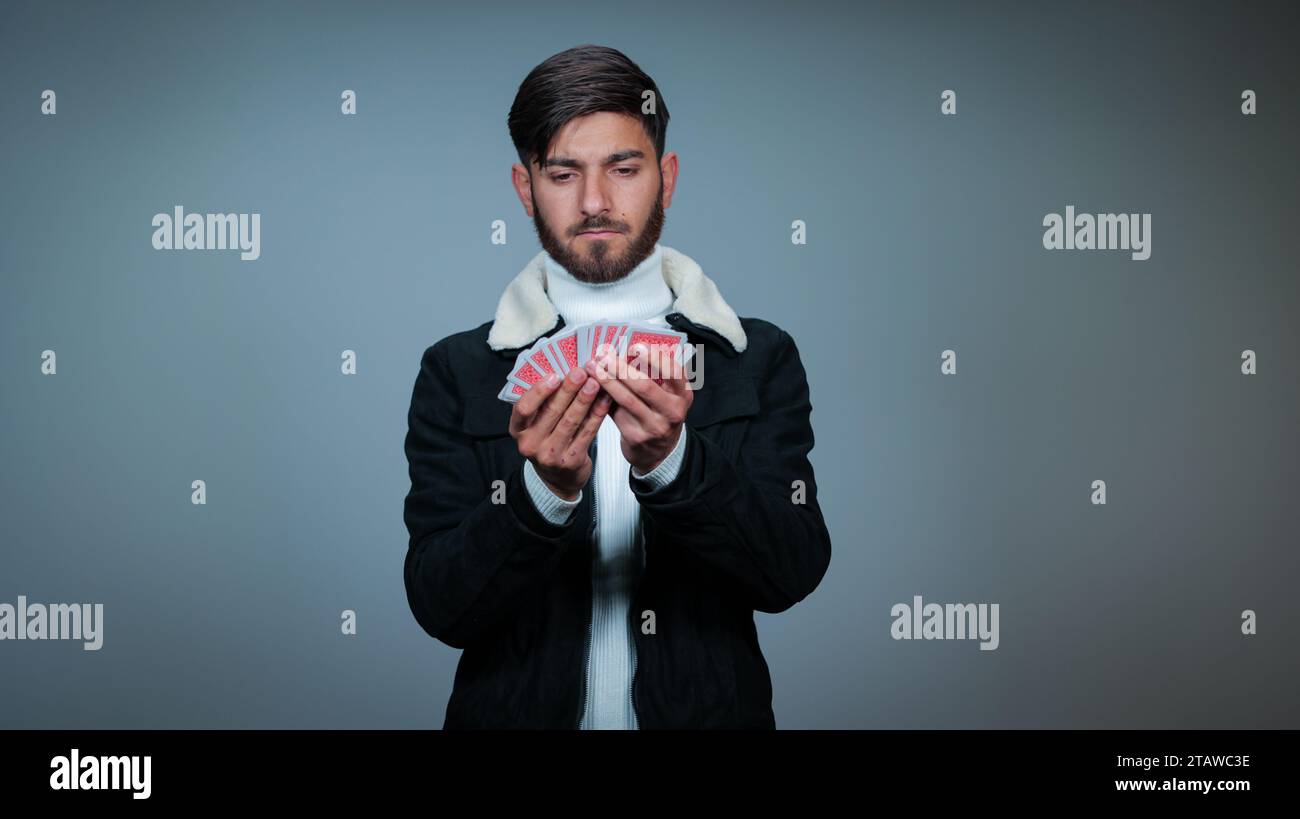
xmin=403 ymin=44 xmax=831 ymax=729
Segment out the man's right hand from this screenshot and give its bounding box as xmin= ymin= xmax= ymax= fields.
xmin=509 ymin=366 xmax=612 ymax=500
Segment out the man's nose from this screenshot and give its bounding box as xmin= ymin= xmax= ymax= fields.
xmin=580 ymin=173 xmax=612 ymax=217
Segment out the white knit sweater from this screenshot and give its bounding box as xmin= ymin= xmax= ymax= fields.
xmin=521 ymin=242 xmax=689 ymax=730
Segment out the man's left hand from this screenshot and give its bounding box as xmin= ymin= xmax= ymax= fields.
xmin=584 ymin=342 xmax=694 ymax=475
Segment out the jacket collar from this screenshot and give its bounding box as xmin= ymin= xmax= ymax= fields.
xmin=486 ymin=244 xmax=748 ymax=357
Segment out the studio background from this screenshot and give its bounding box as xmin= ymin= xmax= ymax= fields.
xmin=2 ymin=0 xmax=1297 ymax=728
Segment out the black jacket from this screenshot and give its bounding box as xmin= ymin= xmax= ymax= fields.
xmin=402 ymin=310 xmax=832 ymax=728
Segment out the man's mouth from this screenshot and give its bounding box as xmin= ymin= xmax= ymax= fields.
xmin=580 ymin=230 xmax=619 ymax=237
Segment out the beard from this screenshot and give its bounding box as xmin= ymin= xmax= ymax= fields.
xmin=531 ymin=175 xmax=666 ymax=285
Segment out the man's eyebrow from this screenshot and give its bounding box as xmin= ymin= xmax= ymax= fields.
xmin=539 ymin=149 xmax=645 ymax=170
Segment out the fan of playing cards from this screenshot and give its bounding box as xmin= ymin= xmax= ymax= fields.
xmin=498 ymin=319 xmax=696 ymax=403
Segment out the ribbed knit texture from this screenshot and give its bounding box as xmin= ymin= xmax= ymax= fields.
xmin=518 ymin=242 xmax=689 ymax=730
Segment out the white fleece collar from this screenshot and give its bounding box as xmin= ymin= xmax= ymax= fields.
xmin=486 ymin=244 xmax=748 ymax=354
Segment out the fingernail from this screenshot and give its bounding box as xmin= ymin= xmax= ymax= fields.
xmin=546 ymin=373 xmax=561 ymax=386
xmin=582 ymin=378 xmax=599 ymax=395
xmin=568 ymin=367 xmax=584 ymax=383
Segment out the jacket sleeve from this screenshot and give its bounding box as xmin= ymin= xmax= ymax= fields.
xmin=403 ymin=340 xmax=587 ymax=649
xmin=629 ymin=329 xmax=832 ymax=613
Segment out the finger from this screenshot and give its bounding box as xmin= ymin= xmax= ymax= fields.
xmin=570 ymin=391 xmax=613 ymax=452
xmin=651 ymin=345 xmax=674 ymax=386
xmin=621 ymin=370 xmax=678 ymax=416
xmin=631 ymin=343 xmax=659 ymax=381
xmin=605 ymin=349 xmax=679 ymax=417
xmin=509 ymin=373 xmax=562 ymax=436
xmin=660 ymin=347 xmax=689 ymax=396
xmin=545 ymin=371 xmax=602 ymax=449
xmin=639 ymin=345 xmax=678 ymax=391
xmin=627 ymin=343 xmax=654 ymax=380
xmin=531 ymin=368 xmax=587 ymax=438
xmin=587 ymin=354 xmax=656 ymax=421
xmin=607 ymin=400 xmax=652 ymax=443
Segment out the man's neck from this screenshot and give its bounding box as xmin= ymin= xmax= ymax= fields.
xmin=543 ymin=243 xmax=674 ymax=327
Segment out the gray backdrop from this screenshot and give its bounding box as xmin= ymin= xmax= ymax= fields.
xmin=2 ymin=0 xmax=1296 ymax=728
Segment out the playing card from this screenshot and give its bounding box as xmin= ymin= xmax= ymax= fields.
xmin=594 ymin=322 xmax=627 ymax=362
xmin=505 ymin=347 xmax=553 ymax=391
xmin=583 ymin=322 xmax=601 ymax=363
xmin=580 ymin=318 xmax=611 ymax=367
xmin=619 ymin=322 xmax=688 ymax=362
xmin=498 ymin=380 xmax=526 ymax=402
xmin=617 ymin=321 xmax=694 ymax=384
xmin=546 ymin=330 xmax=582 ymax=374
xmin=578 ymin=319 xmax=599 ymax=367
xmin=496 ymin=318 xmax=694 ymax=402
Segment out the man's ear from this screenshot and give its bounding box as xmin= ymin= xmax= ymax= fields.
xmin=659 ymin=151 xmax=679 ymax=209
xmin=511 ymin=163 xmax=535 ymax=216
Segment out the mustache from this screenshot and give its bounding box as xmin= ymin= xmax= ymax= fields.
xmin=574 ymin=221 xmax=626 ymax=234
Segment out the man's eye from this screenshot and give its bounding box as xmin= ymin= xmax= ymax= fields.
xmin=552 ymin=173 xmax=573 ymax=182
xmin=615 ymin=167 xmax=636 ymax=176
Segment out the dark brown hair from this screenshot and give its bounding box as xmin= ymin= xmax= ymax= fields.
xmin=508 ymin=45 xmax=669 ymax=173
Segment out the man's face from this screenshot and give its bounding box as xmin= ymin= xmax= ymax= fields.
xmin=513 ymin=111 xmax=678 ymax=285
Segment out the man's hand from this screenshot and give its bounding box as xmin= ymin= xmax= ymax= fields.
xmin=585 ymin=342 xmax=694 ymax=475
xmin=509 ymin=366 xmax=612 ymax=500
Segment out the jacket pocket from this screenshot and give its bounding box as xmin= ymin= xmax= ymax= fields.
xmin=462 ymin=395 xmax=514 ymax=438
xmin=686 ymin=376 xmax=759 ymax=458
xmin=461 ymin=394 xmax=519 ymax=486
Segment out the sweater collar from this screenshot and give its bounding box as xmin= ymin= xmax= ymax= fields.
xmin=542 ymin=243 xmax=673 ymax=328
xmin=486 ymin=243 xmax=748 ymax=355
